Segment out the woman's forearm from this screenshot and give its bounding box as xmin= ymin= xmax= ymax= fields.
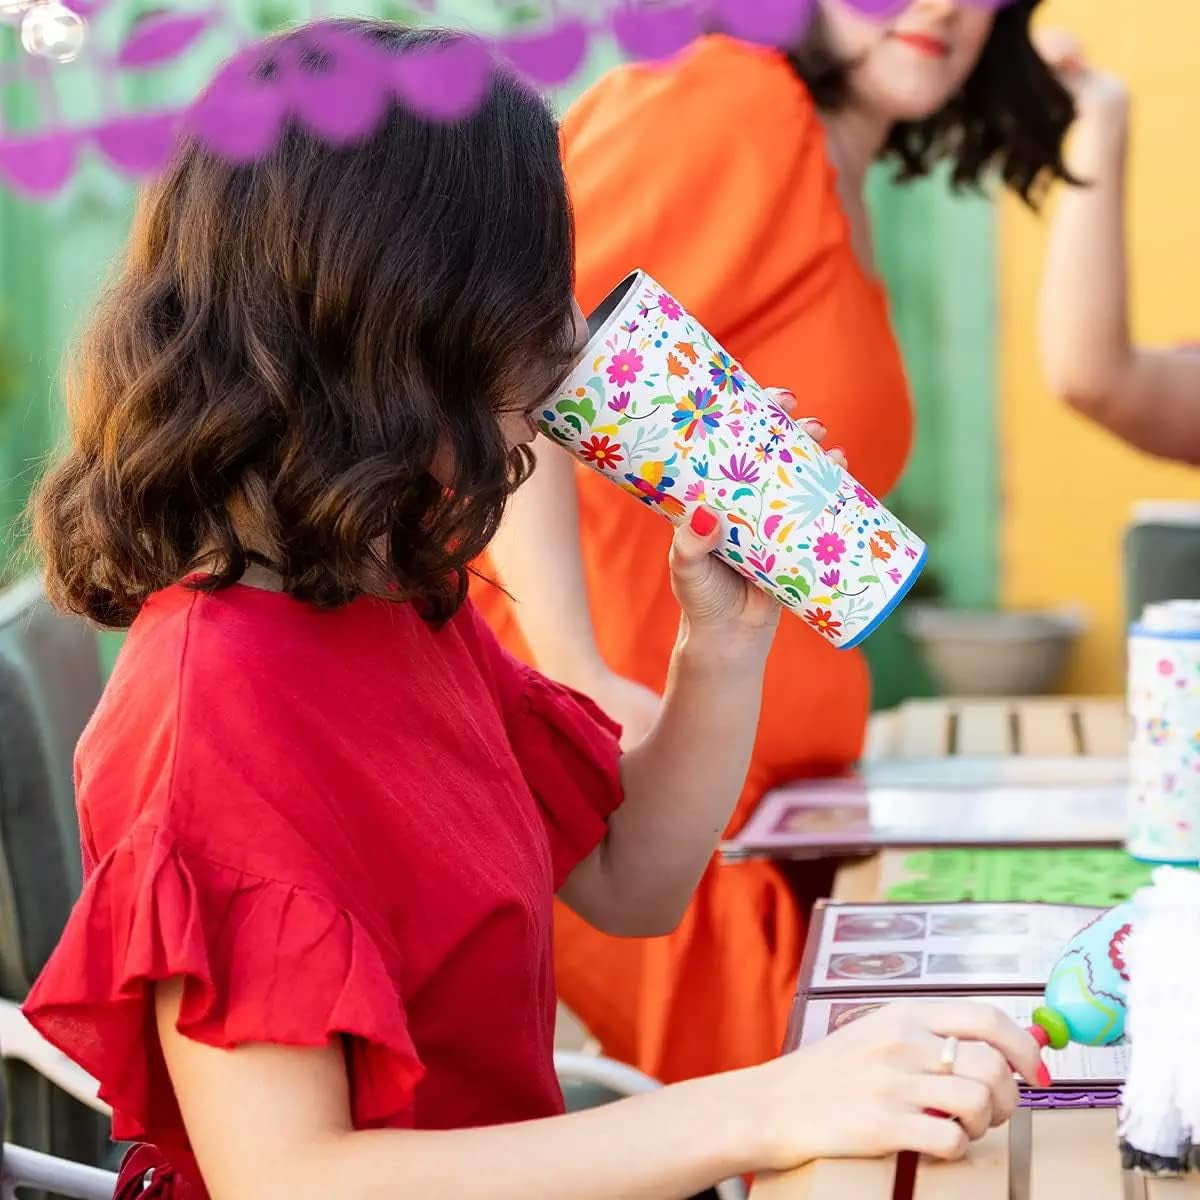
xmin=301 ymin=1072 xmax=757 ymax=1200
xmin=158 ymin=982 xmax=767 ymax=1200
xmin=1039 ymin=102 xmax=1200 ymax=462
xmin=609 ymin=630 xmax=766 ymax=925
xmin=557 ymin=508 xmax=778 ymax=937
xmin=160 ymin=982 xmax=1047 ymax=1200
xmin=489 ymin=439 xmax=606 ymax=686
xmin=1039 ymin=109 xmax=1132 ymax=408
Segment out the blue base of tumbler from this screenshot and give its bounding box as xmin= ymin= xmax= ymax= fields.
xmin=839 ymin=544 xmax=929 ymax=652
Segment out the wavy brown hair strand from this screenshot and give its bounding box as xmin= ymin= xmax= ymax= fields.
xmin=33 ymin=21 xmax=574 ymax=628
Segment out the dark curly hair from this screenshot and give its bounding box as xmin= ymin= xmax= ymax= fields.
xmin=790 ymin=0 xmax=1076 ymax=205
xmin=33 ymin=20 xmax=575 ymax=629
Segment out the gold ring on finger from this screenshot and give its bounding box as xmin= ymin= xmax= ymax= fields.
xmin=938 ymin=1036 xmax=960 ymax=1075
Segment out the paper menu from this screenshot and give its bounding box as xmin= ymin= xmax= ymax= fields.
xmin=722 ymin=778 xmax=1126 ymax=861
xmin=806 ymin=902 xmax=1101 ymax=992
xmin=794 ymin=994 xmax=1128 ymax=1086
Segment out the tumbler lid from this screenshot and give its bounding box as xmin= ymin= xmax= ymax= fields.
xmin=1140 ymin=599 xmax=1200 ymax=634
xmin=1130 ymin=500 xmax=1200 ymax=528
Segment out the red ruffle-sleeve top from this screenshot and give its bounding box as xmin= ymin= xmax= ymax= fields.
xmin=24 ymin=582 xmax=623 ymax=1195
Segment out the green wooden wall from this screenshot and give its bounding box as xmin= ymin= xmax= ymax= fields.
xmin=862 ymin=169 xmax=998 ymax=708
xmin=0 ymin=5 xmax=999 ymax=699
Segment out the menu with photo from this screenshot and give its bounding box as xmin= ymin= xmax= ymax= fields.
xmin=786 ymin=901 xmax=1124 ymax=1089
xmin=722 ymin=777 xmax=1126 ymax=861
xmin=805 ymin=902 xmax=1100 ymax=991
xmin=792 ymin=994 xmax=1128 ymax=1087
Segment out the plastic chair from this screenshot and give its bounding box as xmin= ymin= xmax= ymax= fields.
xmin=0 ymin=1145 xmax=116 ymax=1200
xmin=0 ymin=1023 xmax=114 ymax=1200
xmin=0 ymin=578 xmax=111 ymax=1179
xmin=0 ymin=1002 xmax=109 ymax=1120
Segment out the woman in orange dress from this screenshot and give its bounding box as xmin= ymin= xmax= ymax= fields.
xmin=474 ymin=1 xmax=1076 ymax=1084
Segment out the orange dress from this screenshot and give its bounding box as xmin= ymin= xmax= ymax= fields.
xmin=472 ymin=35 xmax=913 ymax=1083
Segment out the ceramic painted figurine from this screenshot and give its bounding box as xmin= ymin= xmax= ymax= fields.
xmin=1031 ymin=901 xmax=1139 ymax=1051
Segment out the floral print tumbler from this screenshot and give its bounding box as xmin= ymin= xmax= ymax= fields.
xmin=539 ymin=272 xmax=927 ymax=649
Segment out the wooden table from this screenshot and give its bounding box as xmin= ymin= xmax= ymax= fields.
xmin=752 ymin=696 xmax=1200 ymax=1200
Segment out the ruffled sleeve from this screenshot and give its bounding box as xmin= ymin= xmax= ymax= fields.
xmin=23 ymin=826 xmax=424 ymax=1145
xmin=507 ymin=667 xmax=625 ymax=889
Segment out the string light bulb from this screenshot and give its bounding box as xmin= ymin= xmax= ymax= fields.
xmin=20 ymin=1 xmax=86 ymax=63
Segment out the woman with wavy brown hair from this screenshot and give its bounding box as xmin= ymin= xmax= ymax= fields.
xmin=476 ymin=0 xmax=1077 ymax=1086
xmin=20 ymin=18 xmax=1044 ymax=1200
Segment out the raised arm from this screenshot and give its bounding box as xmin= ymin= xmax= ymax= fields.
xmin=493 ymin=38 xmax=839 ymax=745
xmin=1038 ymin=35 xmax=1200 ymax=464
xmin=559 ymin=451 xmax=832 ymax=941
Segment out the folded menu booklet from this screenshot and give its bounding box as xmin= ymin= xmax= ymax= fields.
xmin=786 ymin=901 xmax=1126 ymax=1089
xmin=723 ymin=774 xmax=1126 ymax=862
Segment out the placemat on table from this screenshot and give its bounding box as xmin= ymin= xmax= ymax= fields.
xmin=884 ymin=848 xmax=1155 ymax=905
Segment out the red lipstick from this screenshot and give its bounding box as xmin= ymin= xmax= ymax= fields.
xmin=891 ymin=31 xmax=950 ymax=58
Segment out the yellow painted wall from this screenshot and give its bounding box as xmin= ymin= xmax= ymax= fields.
xmin=999 ymin=0 xmax=1200 ymax=694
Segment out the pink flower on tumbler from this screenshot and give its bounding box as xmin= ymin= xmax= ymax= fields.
xmin=814 ymin=533 xmax=846 ymax=565
xmin=607 ymin=349 xmax=644 ymax=387
xmin=685 ymin=481 xmax=706 ymax=502
xmin=658 ymin=292 xmax=683 ymax=320
xmin=719 ymin=453 xmax=760 ymax=484
xmin=855 ymin=485 xmax=879 ymax=509
xmin=887 ymin=568 xmax=902 ymax=584
xmin=609 ymin=391 xmax=630 ymax=413
xmin=819 ymin=569 xmax=840 ymax=588
xmin=747 ymin=551 xmax=777 ymax=575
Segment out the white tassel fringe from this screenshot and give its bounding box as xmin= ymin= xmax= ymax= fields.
xmin=1120 ymin=866 xmax=1200 ymax=1168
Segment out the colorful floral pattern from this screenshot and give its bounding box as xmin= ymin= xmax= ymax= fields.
xmin=539 ymin=274 xmax=926 ymax=646
xmin=672 ymin=388 xmax=722 ymax=441
xmin=1127 ymin=629 xmax=1200 ymax=862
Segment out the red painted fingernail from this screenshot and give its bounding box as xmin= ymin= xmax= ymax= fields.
xmin=1028 ymin=1025 xmax=1050 ymax=1049
xmin=923 ymin=1108 xmax=951 ymax=1119
xmin=690 ymin=507 xmax=718 ymax=537
xmin=1036 ymin=1064 xmax=1053 ymax=1088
